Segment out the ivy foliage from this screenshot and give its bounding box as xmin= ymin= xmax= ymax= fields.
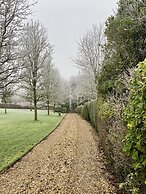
xmin=124 ymin=59 xmax=146 ymax=175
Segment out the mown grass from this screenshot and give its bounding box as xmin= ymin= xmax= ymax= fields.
xmin=0 ymin=109 xmax=64 ymax=171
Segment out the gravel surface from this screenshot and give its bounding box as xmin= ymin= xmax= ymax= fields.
xmin=0 ymin=114 xmax=116 ymax=194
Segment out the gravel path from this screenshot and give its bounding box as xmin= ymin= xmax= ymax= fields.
xmin=0 ymin=114 xmax=116 ymax=194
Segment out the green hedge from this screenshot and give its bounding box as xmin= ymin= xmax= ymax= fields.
xmin=81 ymin=103 xmax=89 ymax=121
xmin=123 ymin=59 xmax=146 ymax=192
xmin=75 ymin=59 xmax=146 ymax=193
xmin=75 ymin=97 xmax=131 ymax=192
xmin=76 ymin=98 xmax=114 ymax=131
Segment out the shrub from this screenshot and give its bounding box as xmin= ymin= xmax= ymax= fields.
xmin=76 ymin=97 xmax=131 ymax=192
xmin=88 ymin=100 xmax=98 ymax=129
xmin=124 ymin=59 xmax=146 ymax=192
xmin=75 ymin=105 xmax=83 ymax=115
xmin=97 ymin=98 xmax=114 ymax=120
xmin=75 ymin=60 xmax=146 ymax=194
xmin=81 ymin=103 xmax=89 ymax=121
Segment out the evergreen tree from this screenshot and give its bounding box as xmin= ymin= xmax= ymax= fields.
xmin=98 ymin=0 xmax=146 ymax=96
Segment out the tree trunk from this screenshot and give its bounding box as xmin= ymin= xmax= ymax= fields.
xmin=53 ymin=103 xmax=56 ymax=113
xmin=47 ymin=100 xmax=50 ymax=115
xmin=33 ymin=87 xmax=37 ymax=121
xmin=30 ymin=101 xmax=32 ymax=111
xmin=4 ymin=100 xmax=7 ymax=114
xmin=34 ymin=105 xmax=37 ymax=120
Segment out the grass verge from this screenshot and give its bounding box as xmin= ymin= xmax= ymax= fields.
xmin=0 ymin=109 xmax=64 ymax=172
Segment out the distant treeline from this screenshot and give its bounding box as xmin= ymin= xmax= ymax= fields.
xmin=0 ymin=103 xmax=30 ymax=109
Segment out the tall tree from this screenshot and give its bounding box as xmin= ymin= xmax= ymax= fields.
xmin=75 ymin=71 xmax=97 ymax=102
xmin=0 ymin=81 xmax=14 ymax=113
xmin=21 ymin=20 xmax=53 ymax=121
xmin=50 ymin=68 xmax=62 ymax=111
xmin=0 ymin=0 xmax=33 ymax=89
xmin=42 ymin=55 xmax=54 ymax=115
xmin=98 ymin=0 xmax=146 ymax=96
xmin=75 ymin=24 xmax=105 ymax=94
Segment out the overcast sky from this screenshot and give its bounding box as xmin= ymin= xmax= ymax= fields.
xmin=31 ymin=0 xmax=118 ymax=79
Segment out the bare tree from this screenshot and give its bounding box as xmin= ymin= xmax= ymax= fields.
xmin=42 ymin=55 xmax=54 ymax=115
xmin=66 ymin=71 xmax=97 ymax=107
xmin=50 ymin=68 xmax=62 ymax=111
xmin=0 ymin=80 xmax=14 ymax=114
xmin=21 ymin=20 xmax=53 ymax=121
xmin=0 ymin=0 xmax=34 ymax=89
xmin=76 ymin=71 xmax=97 ymax=101
xmin=75 ymin=24 xmax=105 ymax=94
xmin=42 ymin=60 xmax=64 ymax=114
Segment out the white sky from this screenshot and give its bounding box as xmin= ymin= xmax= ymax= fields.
xmin=31 ymin=0 xmax=118 ymax=79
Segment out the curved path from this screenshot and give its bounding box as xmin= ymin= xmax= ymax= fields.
xmin=0 ymin=114 xmax=116 ymax=194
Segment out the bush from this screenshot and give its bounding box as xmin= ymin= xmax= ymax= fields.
xmin=75 ymin=97 xmax=131 ymax=192
xmin=74 ymin=105 xmax=83 ymax=115
xmin=81 ymin=103 xmax=89 ymax=121
xmin=97 ymin=99 xmax=114 ymax=120
xmin=124 ymin=59 xmax=146 ymax=192
xmin=88 ymin=100 xmax=98 ymax=129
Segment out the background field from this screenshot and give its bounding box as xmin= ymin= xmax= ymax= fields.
xmin=0 ymin=109 xmax=64 ymax=171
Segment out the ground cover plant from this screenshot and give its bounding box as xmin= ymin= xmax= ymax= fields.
xmin=0 ymin=109 xmax=64 ymax=171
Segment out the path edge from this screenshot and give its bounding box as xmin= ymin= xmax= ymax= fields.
xmin=0 ymin=114 xmax=66 ymax=174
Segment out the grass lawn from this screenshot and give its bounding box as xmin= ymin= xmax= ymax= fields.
xmin=0 ymin=109 xmax=64 ymax=172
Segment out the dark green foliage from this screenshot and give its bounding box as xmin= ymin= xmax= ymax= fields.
xmin=75 ymin=1 xmax=146 ymax=193
xmin=98 ymin=0 xmax=146 ymax=96
xmin=81 ymin=103 xmax=89 ymax=121
xmin=75 ymin=105 xmax=83 ymax=115
xmin=54 ymin=106 xmax=61 ymax=113
xmin=124 ymin=59 xmax=146 ymax=189
xmin=87 ymin=101 xmax=98 ymax=129
xmin=60 ymin=103 xmax=69 ymax=113
xmin=75 ymin=101 xmax=98 ymax=129
xmin=76 ymin=98 xmax=132 ymax=192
